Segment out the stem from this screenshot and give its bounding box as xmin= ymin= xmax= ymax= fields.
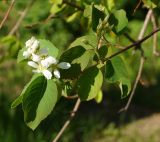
xmin=52 ymin=98 xmax=81 ymax=142
xmin=9 ymin=0 xmax=34 ymax=35
xmin=119 ymin=56 xmax=145 ymax=112
xmin=0 ymin=0 xmax=15 ymax=30
xmin=103 ymin=27 xmax=160 ymax=61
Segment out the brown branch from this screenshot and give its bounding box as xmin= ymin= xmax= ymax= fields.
xmin=8 ymin=0 xmax=34 ymax=35
xmin=118 ymin=9 xmax=153 ymax=112
xmin=52 ymin=98 xmax=81 ymax=142
xmin=138 ymin=9 xmax=152 ymax=40
xmin=0 ymin=0 xmax=15 ymax=30
xmin=103 ymin=27 xmax=160 ymax=62
xmin=63 ymin=0 xmax=84 ymax=11
xmin=151 ymin=11 xmax=159 ymax=56
xmin=133 ymin=0 xmax=142 ymax=14
xmin=119 ymin=56 xmax=145 ymax=112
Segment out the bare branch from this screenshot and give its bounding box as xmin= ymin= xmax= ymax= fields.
xmin=119 ymin=56 xmax=145 ymax=112
xmin=103 ymin=27 xmax=160 ymax=62
xmin=133 ymin=0 xmax=142 ymax=14
xmin=0 ymin=0 xmax=15 ymax=30
xmin=138 ymin=9 xmax=152 ymax=40
xmin=52 ymin=98 xmax=81 ymax=142
xmin=8 ymin=0 xmax=34 ymax=35
xmin=151 ymin=11 xmax=159 ymax=56
xmin=119 ymin=9 xmax=153 ymax=112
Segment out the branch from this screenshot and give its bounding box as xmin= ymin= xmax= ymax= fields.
xmin=133 ymin=0 xmax=142 ymax=14
xmin=119 ymin=56 xmax=145 ymax=112
xmin=63 ymin=0 xmax=84 ymax=11
xmin=8 ymin=0 xmax=34 ymax=35
xmin=138 ymin=9 xmax=152 ymax=40
xmin=52 ymin=98 xmax=81 ymax=142
xmin=118 ymin=9 xmax=153 ymax=112
xmin=103 ymin=27 xmax=160 ymax=62
xmin=0 ymin=0 xmax=15 ymax=30
xmin=151 ymin=11 xmax=159 ymax=56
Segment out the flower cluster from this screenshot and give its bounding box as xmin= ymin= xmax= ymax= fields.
xmin=23 ymin=37 xmax=71 ymax=80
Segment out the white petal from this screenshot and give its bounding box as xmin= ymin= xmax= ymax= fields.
xmin=45 ymin=56 xmax=57 ymax=64
xmin=28 ymin=61 xmax=38 ymax=68
xmin=32 ymin=54 xmax=40 ymax=62
xmin=58 ymin=62 xmax=71 ymax=69
xmin=25 ymin=37 xmax=36 ymax=48
xmin=41 ymin=59 xmax=50 ymax=68
xmin=31 ymin=40 xmax=39 ymax=51
xmin=54 ymin=70 xmax=60 ymax=79
xmin=23 ymin=51 xmax=30 ymax=58
xmin=42 ymin=70 xmax=52 ymax=80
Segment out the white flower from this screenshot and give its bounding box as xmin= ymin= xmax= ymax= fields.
xmin=41 ymin=69 xmax=52 ymax=80
xmin=28 ymin=61 xmax=38 ymax=68
xmin=30 ymin=40 xmax=39 ymax=52
xmin=23 ymin=51 xmax=31 ymax=58
xmin=25 ymin=37 xmax=36 ymax=48
xmin=25 ymin=37 xmax=39 ymax=53
xmin=41 ymin=56 xmax=57 ymax=68
xmin=32 ymin=54 xmax=41 ymax=62
xmin=52 ymin=62 xmax=71 ymax=79
xmin=28 ymin=61 xmax=52 ymax=80
xmin=53 ymin=70 xmax=60 ymax=79
xmin=58 ymin=62 xmax=71 ymax=69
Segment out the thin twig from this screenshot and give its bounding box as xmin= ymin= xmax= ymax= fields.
xmin=0 ymin=0 xmax=15 ymax=30
xmin=124 ymin=33 xmax=136 ymax=43
xmin=138 ymin=9 xmax=152 ymax=40
xmin=133 ymin=0 xmax=142 ymax=14
xmin=119 ymin=56 xmax=145 ymax=112
xmin=119 ymin=9 xmax=153 ymax=112
xmin=52 ymin=98 xmax=81 ymax=142
xmin=103 ymin=27 xmax=160 ymax=61
xmin=8 ymin=0 xmax=34 ymax=35
xmin=63 ymin=0 xmax=84 ymax=11
xmin=151 ymin=11 xmax=159 ymax=56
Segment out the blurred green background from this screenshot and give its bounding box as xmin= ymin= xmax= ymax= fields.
xmin=0 ymin=0 xmax=160 ymax=142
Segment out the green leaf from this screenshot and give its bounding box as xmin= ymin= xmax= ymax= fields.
xmin=11 ymin=95 xmax=23 ymax=108
xmin=59 ymin=64 xmax=81 ymax=79
xmin=17 ymin=47 xmax=26 ymax=63
xmin=106 ymin=0 xmax=115 ymax=11
xmin=105 ymin=56 xmax=131 ymax=98
xmin=109 ymin=9 xmax=128 ymax=33
xmin=39 ymin=39 xmax=59 ymax=58
xmin=77 ymin=66 xmax=103 ymax=101
xmin=92 ymin=5 xmax=105 ymax=31
xmin=142 ymin=0 xmax=159 ymax=8
xmin=11 ymin=74 xmax=40 ymax=108
xmin=98 ymin=45 xmax=108 ymax=59
xmin=70 ymin=33 xmax=97 ymax=50
xmin=94 ymin=45 xmax=108 ymax=61
xmin=22 ymin=75 xmax=58 ymax=130
xmin=94 ymin=90 xmax=103 ymax=103
xmin=60 ymin=46 xmax=94 ymax=70
xmin=66 ymin=12 xmax=80 ymax=23
xmin=84 ymin=4 xmax=92 ymax=18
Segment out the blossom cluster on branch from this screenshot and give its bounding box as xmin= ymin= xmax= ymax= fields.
xmin=23 ymin=37 xmax=71 ymax=79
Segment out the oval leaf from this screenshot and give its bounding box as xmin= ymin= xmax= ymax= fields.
xmin=22 ymin=75 xmax=58 ymax=130
xmin=77 ymin=66 xmax=103 ymax=101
